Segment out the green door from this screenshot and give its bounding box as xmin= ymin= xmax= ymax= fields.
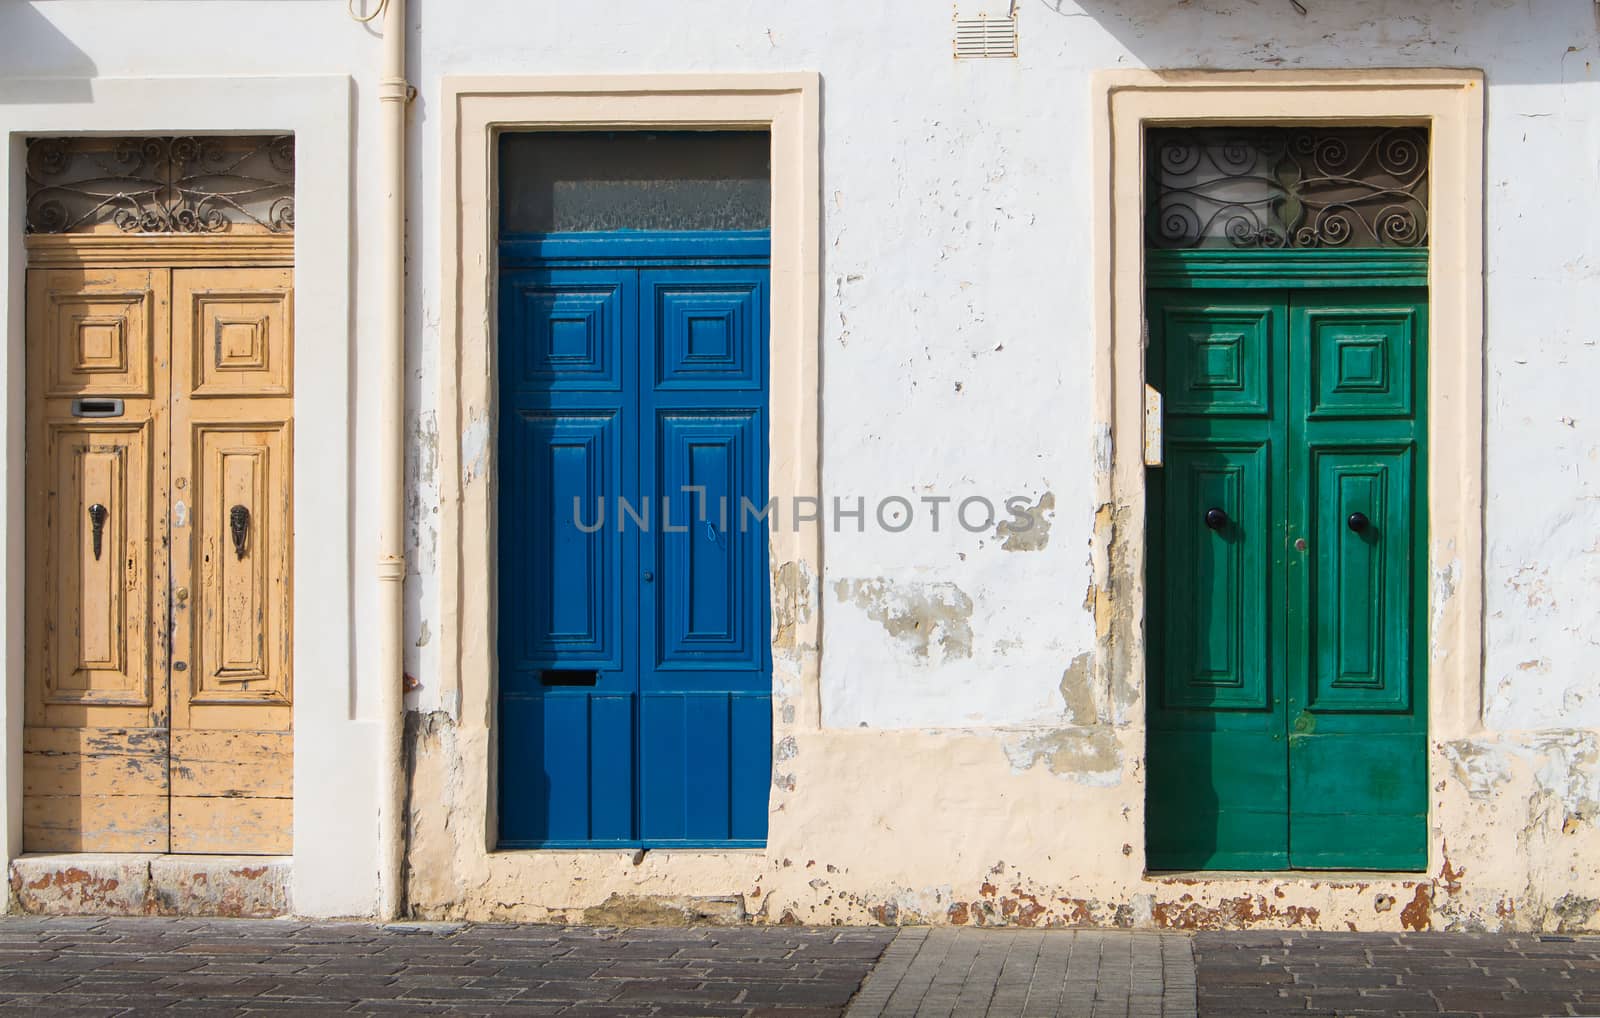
xmin=1146 ymin=287 xmax=1428 ymax=871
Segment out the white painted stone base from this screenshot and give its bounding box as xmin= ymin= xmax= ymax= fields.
xmin=8 ymin=854 xmax=291 ymax=917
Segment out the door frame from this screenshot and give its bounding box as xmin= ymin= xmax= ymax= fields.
xmin=437 ymin=75 xmax=819 ymax=885
xmin=0 ymin=76 xmax=366 ymax=915
xmin=1091 ymin=69 xmax=1485 ymax=876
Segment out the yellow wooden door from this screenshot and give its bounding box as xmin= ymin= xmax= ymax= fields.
xmin=24 ymin=264 xmax=293 ymax=856
xmin=24 ymin=266 xmax=172 ymax=851
xmin=169 ymin=268 xmax=294 ymax=855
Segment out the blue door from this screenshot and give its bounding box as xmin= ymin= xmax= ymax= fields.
xmin=497 ymin=232 xmax=772 ymax=848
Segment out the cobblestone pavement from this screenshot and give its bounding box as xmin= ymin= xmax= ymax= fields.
xmin=844 ymin=928 xmax=1196 ymax=1018
xmin=1193 ymin=931 xmax=1600 ymax=1017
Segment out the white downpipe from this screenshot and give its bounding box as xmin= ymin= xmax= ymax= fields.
xmin=374 ymin=0 xmax=409 ymax=921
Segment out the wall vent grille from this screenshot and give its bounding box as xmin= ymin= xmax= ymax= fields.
xmin=954 ymin=12 xmax=1018 ymax=59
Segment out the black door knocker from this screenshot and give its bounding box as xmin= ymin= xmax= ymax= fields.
xmin=87 ymin=503 xmax=108 ymax=560
xmin=229 ymin=504 xmax=251 ymax=560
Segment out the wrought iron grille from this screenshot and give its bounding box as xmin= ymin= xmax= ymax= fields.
xmin=25 ymin=135 xmax=294 ymax=235
xmin=1147 ymin=126 xmax=1428 ymax=250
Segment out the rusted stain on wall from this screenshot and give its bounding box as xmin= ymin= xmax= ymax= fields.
xmin=1151 ymin=893 xmax=1321 ymax=931
xmin=1400 ymin=884 xmax=1433 ymax=931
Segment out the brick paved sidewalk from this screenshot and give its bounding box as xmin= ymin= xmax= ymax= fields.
xmin=1194 ymin=931 xmax=1600 ymax=1017
xmin=0 ymin=917 xmax=893 ymax=1016
xmin=3 ymin=918 xmax=1600 ymax=1017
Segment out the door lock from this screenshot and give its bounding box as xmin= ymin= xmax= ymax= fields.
xmin=174 ymin=586 xmax=189 ymax=604
xmin=1292 ymin=710 xmax=1316 ymax=734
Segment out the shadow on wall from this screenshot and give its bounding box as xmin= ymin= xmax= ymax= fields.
xmin=0 ymin=3 xmax=96 ymax=102
xmin=1045 ymin=0 xmax=1597 ymax=85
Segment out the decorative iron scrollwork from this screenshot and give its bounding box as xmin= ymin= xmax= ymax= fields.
xmin=87 ymin=504 xmax=108 ymax=561
xmin=1147 ymin=126 xmax=1428 ymax=250
xmin=25 ymin=135 xmax=294 ymax=235
xmin=229 ymin=505 xmax=251 ymax=561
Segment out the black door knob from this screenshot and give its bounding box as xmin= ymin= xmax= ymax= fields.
xmin=1347 ymin=512 xmax=1370 ymax=533
xmin=1204 ymin=507 xmax=1228 ymax=531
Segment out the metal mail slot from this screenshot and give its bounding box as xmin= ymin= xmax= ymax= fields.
xmin=540 ymin=669 xmax=598 ymax=687
xmin=71 ymin=398 xmax=125 ymax=418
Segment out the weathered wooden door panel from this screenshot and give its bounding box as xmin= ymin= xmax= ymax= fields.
xmin=169 ymin=268 xmax=294 ymax=855
xmin=26 ymin=256 xmax=294 ymax=858
xmin=498 ymin=248 xmax=771 ymax=849
xmin=1146 ymin=286 xmax=1427 ymax=872
xmin=25 ymin=267 xmax=171 ymax=852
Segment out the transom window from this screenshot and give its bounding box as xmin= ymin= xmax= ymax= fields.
xmin=1147 ymin=126 xmax=1429 ymax=250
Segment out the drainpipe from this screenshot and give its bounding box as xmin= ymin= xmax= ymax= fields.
xmin=373 ymin=0 xmax=409 ymax=922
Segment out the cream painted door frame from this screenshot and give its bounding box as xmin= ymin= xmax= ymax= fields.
xmin=437 ymin=75 xmax=820 ymax=871
xmin=1091 ymin=69 xmax=1485 ymax=874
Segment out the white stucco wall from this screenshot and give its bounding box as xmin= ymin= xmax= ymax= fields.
xmin=2 ymin=0 xmax=1598 ymax=928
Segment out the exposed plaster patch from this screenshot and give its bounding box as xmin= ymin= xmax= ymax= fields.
xmin=581 ymin=893 xmax=748 ymax=926
xmin=997 ymin=491 xmax=1055 ymax=552
xmin=1431 ymin=556 xmax=1461 ymax=643
xmin=1058 ymin=651 xmax=1099 ymax=725
xmin=1552 ymin=894 xmax=1600 ymax=933
xmin=833 ymin=578 xmax=974 ymax=661
xmin=1002 ymin=726 xmax=1122 ymax=786
xmin=1441 ymin=739 xmax=1515 ymax=799
xmin=461 ymin=410 xmax=491 ymax=487
xmin=773 ymin=560 xmax=813 ymax=652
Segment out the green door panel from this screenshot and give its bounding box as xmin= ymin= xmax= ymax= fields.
xmin=1305 ymin=446 xmax=1416 ymax=713
xmin=1159 ymin=440 xmax=1272 ymax=711
xmin=1146 ymin=291 xmax=1289 ymax=871
xmin=1156 ymin=303 xmax=1274 ymax=417
xmin=1147 ymin=284 xmax=1428 ymax=873
xmin=1289 ymin=731 xmax=1428 ymax=870
xmin=1148 ymin=730 xmax=1288 ymax=870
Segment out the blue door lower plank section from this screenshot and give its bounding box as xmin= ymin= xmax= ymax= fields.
xmin=498 ymin=233 xmax=772 ymax=849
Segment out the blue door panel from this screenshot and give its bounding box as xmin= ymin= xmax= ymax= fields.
xmin=638 ymin=692 xmax=768 ymax=846
xmin=586 ymin=695 xmax=636 ymax=842
xmin=500 ymin=269 xmax=630 ymax=392
xmin=638 ymin=694 xmax=689 ymax=842
xmin=642 ymin=271 xmax=767 ymax=391
xmin=684 ymin=695 xmax=734 ymax=839
xmin=730 ymin=694 xmax=773 ymax=841
xmin=498 ymin=693 xmax=635 ymax=846
xmin=649 ymin=411 xmax=768 ymax=676
xmin=498 ymin=241 xmax=771 ymax=849
xmin=499 ymin=410 xmax=626 ymax=686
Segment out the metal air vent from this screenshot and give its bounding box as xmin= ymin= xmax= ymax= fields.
xmin=954 ymin=11 xmax=1018 ymax=59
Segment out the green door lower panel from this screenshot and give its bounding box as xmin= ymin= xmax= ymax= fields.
xmin=1146 ymin=286 xmax=1427 ymax=872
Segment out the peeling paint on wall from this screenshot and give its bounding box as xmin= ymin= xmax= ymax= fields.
xmin=1002 ymin=726 xmax=1122 ymax=786
xmin=996 ymin=491 xmax=1054 ymax=551
xmin=833 ymin=578 xmax=974 ymax=661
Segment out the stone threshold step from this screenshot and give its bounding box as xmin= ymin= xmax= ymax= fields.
xmin=9 ymin=852 xmax=291 ymax=918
